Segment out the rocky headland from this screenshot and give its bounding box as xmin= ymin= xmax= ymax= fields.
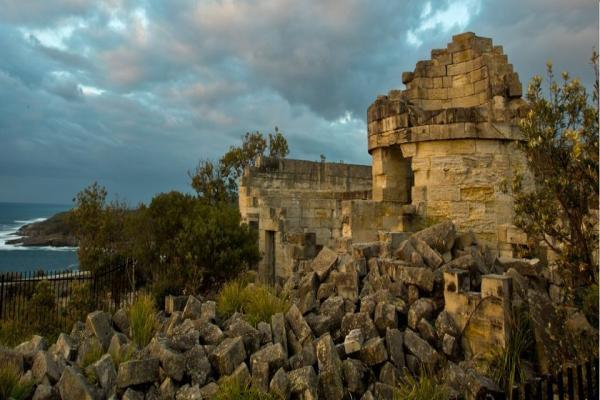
xmin=6 ymin=211 xmax=77 ymax=247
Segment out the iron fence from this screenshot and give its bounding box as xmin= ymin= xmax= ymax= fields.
xmin=0 ymin=263 xmax=137 ymax=331
xmin=482 ymin=358 xmax=599 ymax=400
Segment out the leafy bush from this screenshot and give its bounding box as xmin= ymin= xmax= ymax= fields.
xmin=394 ymin=371 xmax=448 ymax=400
xmin=513 ymin=55 xmax=599 ymax=286
xmin=214 ymin=380 xmax=275 ymax=400
xmin=128 ymin=294 xmax=157 ymax=347
xmin=217 ymin=280 xmax=288 ymax=326
xmin=0 ymin=366 xmax=33 ymax=400
xmin=66 ymin=281 xmax=96 ymax=324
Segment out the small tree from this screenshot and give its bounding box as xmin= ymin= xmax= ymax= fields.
xmin=190 ymin=128 xmax=289 ymax=202
xmin=514 ymin=54 xmax=599 ymax=286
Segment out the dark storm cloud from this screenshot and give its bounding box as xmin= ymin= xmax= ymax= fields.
xmin=0 ymin=0 xmax=596 ymax=204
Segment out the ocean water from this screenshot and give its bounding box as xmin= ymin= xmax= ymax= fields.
xmin=0 ymin=202 xmax=78 ymax=273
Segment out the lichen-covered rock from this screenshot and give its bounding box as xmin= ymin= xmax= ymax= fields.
xmin=150 ymin=337 xmax=185 ymax=381
xmin=269 ymin=367 xmax=290 ymax=399
xmin=57 ymin=366 xmax=97 ymax=400
xmin=435 ymin=310 xmax=460 ymax=339
xmin=344 ymin=328 xmax=364 ymax=354
xmin=385 ymin=328 xmax=405 ymax=369
xmin=374 ymin=302 xmax=397 ymax=335
xmin=403 ymin=329 xmax=440 ymax=370
xmin=54 ymin=333 xmax=77 ymax=361
xmin=285 ymin=304 xmax=313 ymax=343
xmin=184 ymin=345 xmax=211 ymax=387
xmin=271 ymin=312 xmax=288 ymax=357
xmin=182 ymin=295 xmax=203 ymax=320
xmin=15 ymin=335 xmax=47 ymax=365
xmin=312 ymin=246 xmax=338 ymax=281
xmin=209 ymin=337 xmax=246 ymax=376
xmin=117 ymin=358 xmax=160 ymax=388
xmin=407 ymin=298 xmax=435 ymax=330
xmin=226 ymin=318 xmax=261 ymax=354
xmin=32 ymin=383 xmax=54 ymax=400
xmin=112 ymin=308 xmax=130 ymax=335
xmin=196 ymin=321 xmax=224 ymax=345
xmin=160 ymin=377 xmax=178 ymax=400
xmin=91 ymin=354 xmax=116 ymax=393
xmin=176 ymin=384 xmax=203 ymax=400
xmin=85 ymin=311 xmax=113 ymax=351
xmin=359 ymin=337 xmax=388 ymax=366
xmin=288 ymin=366 xmax=318 ymax=398
xmin=122 ymin=388 xmax=144 ymax=400
xmin=343 ymin=358 xmax=370 ymax=395
xmin=32 ymin=351 xmax=61 ymax=384
xmin=316 ymin=334 xmax=343 ymax=400
xmin=341 ymin=312 xmax=378 ymax=340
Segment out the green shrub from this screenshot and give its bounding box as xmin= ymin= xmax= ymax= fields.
xmin=214 ymin=380 xmax=275 ymax=400
xmin=29 ymin=280 xmax=58 ymax=333
xmin=0 ymin=366 xmax=34 ymax=400
xmin=66 ymin=281 xmax=96 ymax=324
xmin=394 ymin=371 xmax=448 ymax=400
xmin=128 ymin=294 xmax=157 ymax=347
xmin=217 ymin=280 xmax=289 ymax=326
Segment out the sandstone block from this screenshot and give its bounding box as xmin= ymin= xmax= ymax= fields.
xmin=344 ymin=328 xmax=364 ymax=354
xmin=385 ymin=328 xmax=405 ymax=369
xmin=403 ymin=329 xmax=440 ymax=370
xmin=285 ymin=304 xmax=313 ymax=343
xmin=85 ymin=311 xmax=113 ymax=351
xmin=311 ymin=246 xmax=338 ymax=281
xmin=182 ymin=295 xmax=203 ymax=320
xmin=32 ymin=351 xmax=61 ymax=384
xmin=374 ymin=302 xmax=398 ymax=335
xmin=117 ymin=358 xmax=160 ymax=388
xmin=269 ymin=367 xmax=289 ymax=399
xmin=209 ymin=337 xmax=246 ymax=377
xmin=271 ymin=313 xmax=288 ymax=357
xmin=341 ymin=312 xmax=379 ymax=340
xmin=316 ymin=334 xmax=344 ymax=400
xmin=359 ymin=337 xmax=388 ymax=366
xmin=57 ymin=367 xmax=97 ymax=400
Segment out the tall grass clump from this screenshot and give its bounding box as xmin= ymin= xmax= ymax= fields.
xmin=243 ymin=285 xmax=289 ymax=326
xmin=0 ymin=366 xmax=34 ymax=400
xmin=217 ymin=279 xmax=251 ymax=318
xmin=394 ymin=371 xmax=448 ymax=400
xmin=481 ymin=306 xmax=533 ymax=399
xmin=217 ymin=279 xmax=289 ymax=326
xmin=128 ymin=293 xmax=157 ymax=347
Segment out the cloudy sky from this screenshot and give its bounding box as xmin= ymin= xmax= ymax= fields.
xmin=0 ymin=0 xmax=597 ymax=205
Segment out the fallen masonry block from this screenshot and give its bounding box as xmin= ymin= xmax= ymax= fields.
xmin=344 ymin=328 xmax=364 ymax=354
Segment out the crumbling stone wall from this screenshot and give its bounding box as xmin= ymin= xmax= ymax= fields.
xmin=239 ymin=157 xmax=372 ymax=282
xmin=367 ymin=32 xmax=531 ymax=250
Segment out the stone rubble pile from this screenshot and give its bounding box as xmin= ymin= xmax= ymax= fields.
xmin=3 ymin=220 xmax=597 ymax=400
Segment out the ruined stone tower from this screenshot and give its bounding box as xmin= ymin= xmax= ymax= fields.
xmin=241 ymin=32 xmax=531 ymax=282
xmin=367 ymin=32 xmax=529 ymax=249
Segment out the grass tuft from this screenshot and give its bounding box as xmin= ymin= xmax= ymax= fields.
xmin=217 ymin=279 xmax=289 ymax=327
xmin=128 ymin=293 xmax=157 ymax=347
xmin=0 ymin=366 xmax=34 ymax=400
xmin=480 ymin=306 xmax=532 ymax=399
xmin=394 ymin=371 xmax=449 ymax=400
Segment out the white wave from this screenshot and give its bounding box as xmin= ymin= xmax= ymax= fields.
xmin=0 ymin=216 xmax=77 ymax=251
